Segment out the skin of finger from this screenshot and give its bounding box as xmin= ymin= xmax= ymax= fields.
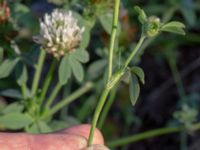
xmin=62 ymin=124 xmax=104 ymax=145
xmin=29 ymin=133 xmax=87 ymax=150
xmin=0 ymin=132 xmax=87 ymax=150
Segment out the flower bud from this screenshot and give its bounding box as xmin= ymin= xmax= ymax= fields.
xmin=33 ymin=9 xmax=84 ymax=58
xmin=143 ymin=16 xmax=160 ymax=37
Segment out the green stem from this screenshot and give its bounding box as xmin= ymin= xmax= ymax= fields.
xmin=98 ymin=87 xmax=117 ymax=129
xmin=88 ymin=30 xmax=146 ymax=147
xmin=124 ymin=36 xmax=146 ymax=69
xmin=31 ymin=50 xmax=46 ymax=96
xmin=88 ymin=87 xmax=110 ymax=146
xmin=21 ymin=84 xmax=27 ymax=99
xmin=39 ymin=59 xmax=57 ymax=105
xmin=42 ymin=82 xmax=93 ymax=119
xmin=107 ymin=123 xmax=200 ymax=148
xmin=46 ymin=83 xmax=62 ymax=108
xmin=108 ymin=0 xmax=120 ymax=80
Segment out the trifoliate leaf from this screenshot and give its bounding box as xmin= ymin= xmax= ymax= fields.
xmin=130 ymin=67 xmax=145 ymax=84
xmin=161 ymin=21 xmax=186 ymax=35
xmin=59 ymin=55 xmax=71 ymax=85
xmin=129 ymin=74 xmax=140 ymax=106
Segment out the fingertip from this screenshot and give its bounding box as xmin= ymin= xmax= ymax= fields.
xmin=63 ymin=124 xmax=104 ymax=145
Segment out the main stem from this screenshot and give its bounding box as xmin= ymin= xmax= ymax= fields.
xmin=88 ymin=88 xmax=110 ymax=146
xmin=88 ymin=35 xmax=146 ymax=146
xmin=31 ymin=50 xmax=46 ymax=96
xmin=108 ymin=0 xmax=120 ymax=80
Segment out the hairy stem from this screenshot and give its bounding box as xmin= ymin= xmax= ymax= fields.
xmin=108 ymin=0 xmax=120 ymax=80
xmin=98 ymin=87 xmax=117 ymax=129
xmin=88 ymin=87 xmax=110 ymax=146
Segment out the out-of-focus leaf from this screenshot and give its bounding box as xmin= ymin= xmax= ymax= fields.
xmin=0 ymin=113 xmax=33 ymax=130
xmin=15 ymin=62 xmax=28 ymax=86
xmin=71 ymin=49 xmax=89 ymax=63
xmin=99 ymin=13 xmax=113 ymax=34
xmin=49 ymin=120 xmax=68 ymax=131
xmin=0 ymin=58 xmax=20 ymax=79
xmin=2 ymin=102 xmax=24 ymax=114
xmin=0 ymin=89 xmax=22 ymax=99
xmin=59 ymin=55 xmax=71 ymax=85
xmin=99 ymin=13 xmax=121 ymax=35
xmin=26 ymin=121 xmax=52 ymax=134
xmin=0 ymin=47 xmax=3 ymax=63
xmin=87 ymin=59 xmax=107 ymax=80
xmin=80 ymin=27 xmax=91 ymax=50
xmin=70 ymin=57 xmax=84 ymax=82
xmin=129 ymin=74 xmax=140 ymax=106
xmin=180 ymin=2 xmax=196 ymax=27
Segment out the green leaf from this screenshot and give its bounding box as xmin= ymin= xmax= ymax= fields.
xmin=162 ymin=21 xmax=185 ymax=29
xmin=134 ymin=6 xmax=148 ymax=24
xmin=80 ymin=27 xmax=91 ymax=50
xmin=71 ymin=49 xmax=89 ymax=63
xmin=99 ymin=13 xmax=121 ymax=35
xmin=0 ymin=58 xmax=20 ymax=79
xmin=73 ymin=12 xmax=92 ymax=49
xmin=59 ymin=55 xmax=71 ymax=85
xmin=180 ymin=5 xmax=196 ymax=27
xmin=131 ymin=67 xmax=145 ymax=84
xmin=161 ymin=21 xmax=186 ymax=35
xmin=0 ymin=89 xmax=22 ymax=99
xmin=87 ymin=59 xmax=107 ymax=80
xmin=0 ymin=47 xmax=3 ymax=63
xmin=0 ymin=113 xmax=33 ymax=130
xmin=26 ymin=121 xmax=52 ymax=133
xmin=15 ymin=62 xmax=28 ymax=86
xmin=2 ymin=102 xmax=24 ymax=114
xmin=70 ymin=57 xmax=84 ymax=82
xmin=99 ymin=13 xmax=112 ymax=34
xmin=129 ymin=74 xmax=140 ymax=106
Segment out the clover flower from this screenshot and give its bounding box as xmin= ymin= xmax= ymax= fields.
xmin=33 ymin=9 xmax=84 ymax=58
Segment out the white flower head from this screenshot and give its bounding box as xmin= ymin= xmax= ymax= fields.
xmin=33 ymin=9 xmax=85 ymax=58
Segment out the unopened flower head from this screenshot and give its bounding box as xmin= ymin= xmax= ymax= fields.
xmin=33 ymin=9 xmax=84 ymax=58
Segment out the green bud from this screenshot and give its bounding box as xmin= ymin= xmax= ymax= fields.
xmin=143 ymin=16 xmax=161 ymax=37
